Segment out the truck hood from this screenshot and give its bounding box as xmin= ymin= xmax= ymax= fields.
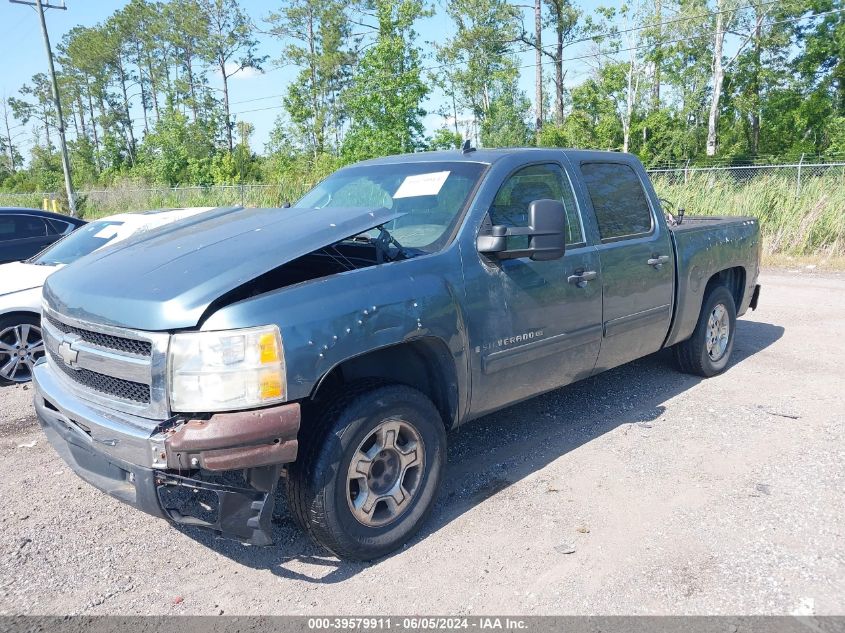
xmin=0 ymin=261 xmax=60 ymax=297
xmin=44 ymin=205 xmax=403 ymax=330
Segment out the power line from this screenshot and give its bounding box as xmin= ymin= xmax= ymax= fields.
xmin=229 ymin=92 xmax=286 ymax=106
xmin=9 ymin=0 xmax=76 ymax=216
xmin=517 ymin=0 xmax=787 ymax=57
xmin=228 ymin=0 xmax=784 ymax=110
xmin=12 ymin=3 xmax=842 ymax=148
xmin=227 ymin=6 xmax=844 ymax=118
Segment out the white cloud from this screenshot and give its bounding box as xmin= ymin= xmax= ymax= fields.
xmin=220 ymin=63 xmax=263 ymax=80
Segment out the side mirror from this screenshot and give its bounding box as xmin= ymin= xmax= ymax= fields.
xmin=477 ymin=199 xmax=567 ymax=261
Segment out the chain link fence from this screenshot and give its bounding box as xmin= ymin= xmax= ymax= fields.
xmin=647 ymin=160 xmax=845 ymax=196
xmin=0 ymin=182 xmax=305 ymax=216
xmin=647 ymin=160 xmax=845 ymax=256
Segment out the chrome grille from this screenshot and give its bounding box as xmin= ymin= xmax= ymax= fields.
xmin=42 ymin=305 xmax=170 ymax=420
xmin=48 ymin=349 xmax=151 ymax=403
xmin=44 ymin=313 xmax=152 ymax=357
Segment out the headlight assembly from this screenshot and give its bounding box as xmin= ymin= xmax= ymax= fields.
xmin=168 ymin=325 xmax=286 ymax=412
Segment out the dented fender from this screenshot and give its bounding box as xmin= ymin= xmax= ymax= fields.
xmin=201 ymin=247 xmax=472 ymax=421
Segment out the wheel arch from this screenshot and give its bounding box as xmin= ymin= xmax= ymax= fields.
xmin=704 ymin=266 xmax=746 ymax=310
xmin=665 ymin=263 xmax=748 ymax=348
xmin=0 ymin=309 xmax=41 ymax=322
xmin=310 ymin=336 xmax=461 ymax=431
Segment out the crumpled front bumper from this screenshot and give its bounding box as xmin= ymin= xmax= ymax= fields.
xmin=33 ymin=360 xmax=300 ymax=546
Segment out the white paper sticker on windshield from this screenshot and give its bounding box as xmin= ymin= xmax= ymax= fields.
xmin=393 ymin=171 xmax=450 ymax=199
xmin=93 ymin=226 xmax=120 ymax=240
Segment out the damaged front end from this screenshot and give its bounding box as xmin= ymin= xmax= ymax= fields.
xmin=156 ymin=406 xmax=299 ymax=544
xmin=155 ymin=465 xmax=283 ymax=546
xmin=35 ymin=359 xmax=300 ymax=546
xmin=156 ymin=405 xmax=300 ymax=545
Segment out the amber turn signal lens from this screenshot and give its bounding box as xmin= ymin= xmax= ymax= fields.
xmin=259 ymin=332 xmax=280 ymax=364
xmin=260 ymin=372 xmax=283 ymax=399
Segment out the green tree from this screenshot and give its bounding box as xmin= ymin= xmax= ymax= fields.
xmin=198 ymin=0 xmax=266 ymax=151
xmin=436 ymin=0 xmax=524 ymax=137
xmin=798 ymin=0 xmax=845 ymax=118
xmin=137 ymin=104 xmax=216 ymax=185
xmin=163 ymin=0 xmax=213 ymax=123
xmin=479 ymin=89 xmax=533 ymax=147
xmin=9 ymin=74 xmax=56 ymax=150
xmin=341 ymin=0 xmax=430 ymax=161
xmin=428 ymin=128 xmax=463 ymax=150
xmin=267 ymin=0 xmax=354 ymax=156
xmin=0 ymin=98 xmax=23 ymax=178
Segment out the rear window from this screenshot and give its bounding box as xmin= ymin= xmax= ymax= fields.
xmin=581 ymin=163 xmax=653 ymax=241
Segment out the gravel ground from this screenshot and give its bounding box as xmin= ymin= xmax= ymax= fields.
xmin=0 ymin=270 xmax=843 ymax=616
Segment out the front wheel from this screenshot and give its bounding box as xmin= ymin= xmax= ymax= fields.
xmin=0 ymin=314 xmax=45 ymax=385
xmin=286 ymin=383 xmax=447 ymax=560
xmin=673 ymin=285 xmax=737 ymax=377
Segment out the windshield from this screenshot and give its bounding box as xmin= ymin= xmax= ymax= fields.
xmin=31 ymin=220 xmax=126 ymax=266
xmin=296 ymin=161 xmax=486 ymax=251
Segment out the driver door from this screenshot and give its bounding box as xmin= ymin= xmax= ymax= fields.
xmin=463 ymin=162 xmax=603 ymax=417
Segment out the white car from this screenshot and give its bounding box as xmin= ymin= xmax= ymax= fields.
xmin=0 ymin=207 xmax=219 ymax=384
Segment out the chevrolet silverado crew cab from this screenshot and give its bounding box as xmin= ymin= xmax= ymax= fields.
xmin=34 ymin=149 xmax=761 ymax=560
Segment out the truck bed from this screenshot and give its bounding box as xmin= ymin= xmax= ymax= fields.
xmin=669 ymin=215 xmax=758 ymax=233
xmin=664 ymin=215 xmax=761 ymax=348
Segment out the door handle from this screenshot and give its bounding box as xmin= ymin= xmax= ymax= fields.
xmin=567 ymin=270 xmax=597 ymax=288
xmin=647 ymin=254 xmax=670 ymax=268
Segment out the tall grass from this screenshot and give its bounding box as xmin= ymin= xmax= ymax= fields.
xmin=3 ymin=170 xmax=843 ymax=257
xmin=0 ymin=180 xmax=308 ymax=220
xmin=651 ymin=171 xmax=845 ymax=256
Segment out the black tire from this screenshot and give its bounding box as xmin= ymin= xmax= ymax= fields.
xmin=673 ymin=284 xmax=737 ymax=377
xmin=0 ymin=313 xmax=44 ymax=386
xmin=286 ymin=382 xmax=447 ymax=561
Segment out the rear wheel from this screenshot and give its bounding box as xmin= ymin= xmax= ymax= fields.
xmin=286 ymin=383 xmax=446 ymax=561
xmin=0 ymin=314 xmax=44 ymax=385
xmin=673 ymin=285 xmax=736 ymax=377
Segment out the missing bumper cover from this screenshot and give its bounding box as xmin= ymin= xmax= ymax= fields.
xmin=156 ymin=466 xmax=282 ymax=546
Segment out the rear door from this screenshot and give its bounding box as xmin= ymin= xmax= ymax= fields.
xmin=0 ymin=214 xmax=55 ymax=264
xmin=465 ymin=161 xmax=603 ymax=417
xmin=577 ymin=161 xmax=675 ymax=372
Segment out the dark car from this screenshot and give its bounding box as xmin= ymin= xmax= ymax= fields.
xmin=0 ymin=208 xmax=86 ymax=265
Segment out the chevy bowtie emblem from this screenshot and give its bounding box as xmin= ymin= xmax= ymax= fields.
xmin=57 ymin=334 xmax=82 ymax=370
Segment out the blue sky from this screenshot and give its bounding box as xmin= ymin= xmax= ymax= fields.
xmin=0 ymin=0 xmax=606 ymax=156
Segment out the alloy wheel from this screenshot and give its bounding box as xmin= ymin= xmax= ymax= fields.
xmin=706 ymin=304 xmax=730 ymax=361
xmin=0 ymin=323 xmax=45 ymax=383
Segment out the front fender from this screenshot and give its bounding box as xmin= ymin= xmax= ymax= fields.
xmin=201 ymin=251 xmax=469 ymax=408
xmin=0 ymin=286 xmax=43 ymax=318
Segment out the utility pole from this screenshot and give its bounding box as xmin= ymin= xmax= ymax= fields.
xmin=10 ymin=0 xmax=77 ymax=216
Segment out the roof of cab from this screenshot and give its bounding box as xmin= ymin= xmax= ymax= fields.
xmin=352 ymin=147 xmax=635 ymax=167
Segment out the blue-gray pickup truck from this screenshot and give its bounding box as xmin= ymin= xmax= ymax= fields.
xmin=34 ymin=148 xmax=761 ymax=560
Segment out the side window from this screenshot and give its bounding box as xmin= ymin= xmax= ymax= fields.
xmin=15 ymin=215 xmax=50 ymax=239
xmin=490 ymin=163 xmax=585 ymax=246
xmin=581 ymin=162 xmax=653 ymax=241
xmin=0 ymin=216 xmax=18 ymax=242
xmin=0 ymin=215 xmax=49 ymax=241
xmin=46 ymin=218 xmax=74 ymax=235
